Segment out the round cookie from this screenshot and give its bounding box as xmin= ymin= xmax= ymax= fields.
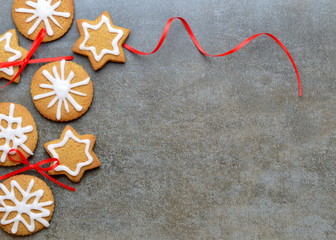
xmin=0 ymin=102 xmax=38 ymax=167
xmin=12 ymin=0 xmax=74 ymax=42
xmin=0 ymin=175 xmax=54 ymax=236
xmin=31 ymin=60 xmax=94 ymax=122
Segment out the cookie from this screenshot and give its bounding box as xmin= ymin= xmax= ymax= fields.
xmin=44 ymin=125 xmax=100 ymax=183
xmin=0 ymin=102 xmax=38 ymax=167
xmin=0 ymin=29 xmax=28 ymax=83
xmin=12 ymin=0 xmax=74 ymax=42
xmin=73 ymin=11 xmax=130 ymax=70
xmin=0 ymin=175 xmax=54 ymax=236
xmin=31 ymin=60 xmax=94 ymax=122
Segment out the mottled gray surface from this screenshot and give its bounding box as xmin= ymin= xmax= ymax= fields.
xmin=0 ymin=0 xmax=335 ymax=239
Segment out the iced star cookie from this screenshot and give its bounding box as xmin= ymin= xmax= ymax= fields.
xmin=0 ymin=175 xmax=54 ymax=236
xmin=0 ymin=29 xmax=28 ymax=83
xmin=73 ymin=11 xmax=130 ymax=70
xmin=31 ymin=60 xmax=94 ymax=122
xmin=44 ymin=125 xmax=100 ymax=182
xmin=12 ymin=0 xmax=74 ymax=42
xmin=0 ymin=102 xmax=38 ymax=167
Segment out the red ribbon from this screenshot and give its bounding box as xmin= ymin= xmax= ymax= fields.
xmin=0 ymin=28 xmax=74 ymax=89
xmin=0 ymin=149 xmax=75 ymax=192
xmin=123 ymin=17 xmax=302 ymax=96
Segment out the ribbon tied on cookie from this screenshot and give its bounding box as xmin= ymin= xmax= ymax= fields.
xmin=0 ymin=28 xmax=74 ymax=89
xmin=0 ymin=149 xmax=75 ymax=191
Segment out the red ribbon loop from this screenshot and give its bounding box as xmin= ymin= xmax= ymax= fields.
xmin=0 ymin=149 xmax=76 ymax=192
xmin=0 ymin=28 xmax=74 ymax=89
xmin=123 ymin=17 xmax=302 ymax=96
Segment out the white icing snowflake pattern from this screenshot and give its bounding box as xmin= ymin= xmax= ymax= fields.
xmin=0 ymin=179 xmax=53 ymax=234
xmin=33 ymin=59 xmax=91 ymax=120
xmin=0 ymin=103 xmax=34 ymax=163
xmin=0 ymin=32 xmax=22 ymax=76
xmin=15 ymin=0 xmax=71 ymax=36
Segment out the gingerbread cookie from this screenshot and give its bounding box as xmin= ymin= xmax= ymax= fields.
xmin=44 ymin=125 xmax=100 ymax=182
xmin=31 ymin=60 xmax=94 ymax=122
xmin=73 ymin=11 xmax=130 ymax=70
xmin=0 ymin=29 xmax=28 ymax=83
xmin=0 ymin=175 xmax=54 ymax=236
xmin=12 ymin=0 xmax=74 ymax=42
xmin=0 ymin=102 xmax=38 ymax=167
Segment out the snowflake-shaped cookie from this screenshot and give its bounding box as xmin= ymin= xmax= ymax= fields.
xmin=33 ymin=60 xmax=91 ymax=121
xmin=0 ymin=177 xmax=53 ymax=235
xmin=0 ymin=103 xmax=34 ymax=163
xmin=15 ymin=0 xmax=71 ymax=36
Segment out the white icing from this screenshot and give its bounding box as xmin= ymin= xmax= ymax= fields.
xmin=47 ymin=129 xmax=93 ymax=176
xmin=0 ymin=179 xmax=53 ymax=234
xmin=0 ymin=103 xmax=34 ymax=162
xmin=15 ymin=0 xmax=71 ymax=36
xmin=0 ymin=32 xmax=23 ymax=76
xmin=33 ymin=60 xmax=91 ymax=120
xmin=79 ymin=14 xmax=124 ymax=62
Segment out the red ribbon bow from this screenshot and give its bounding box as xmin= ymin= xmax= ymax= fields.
xmin=0 ymin=28 xmax=74 ymax=89
xmin=0 ymin=149 xmax=75 ymax=192
xmin=123 ymin=17 xmax=302 ymax=96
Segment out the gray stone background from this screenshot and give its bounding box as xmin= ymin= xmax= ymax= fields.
xmin=0 ymin=0 xmax=335 ymax=239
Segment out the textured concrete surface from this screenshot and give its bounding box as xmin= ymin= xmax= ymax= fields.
xmin=0 ymin=0 xmax=335 ymax=239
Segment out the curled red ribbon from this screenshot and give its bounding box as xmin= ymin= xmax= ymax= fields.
xmin=0 ymin=149 xmax=75 ymax=192
xmin=123 ymin=17 xmax=302 ymax=96
xmin=0 ymin=28 xmax=74 ymax=89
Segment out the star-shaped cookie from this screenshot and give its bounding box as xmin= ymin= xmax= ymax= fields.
xmin=72 ymin=11 xmax=130 ymax=70
xmin=44 ymin=125 xmax=100 ymax=182
xmin=0 ymin=29 xmax=28 ymax=83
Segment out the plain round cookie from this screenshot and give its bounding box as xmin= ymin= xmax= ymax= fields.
xmin=0 ymin=102 xmax=38 ymax=167
xmin=31 ymin=60 xmax=94 ymax=122
xmin=12 ymin=0 xmax=74 ymax=42
xmin=0 ymin=175 xmax=55 ymax=236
